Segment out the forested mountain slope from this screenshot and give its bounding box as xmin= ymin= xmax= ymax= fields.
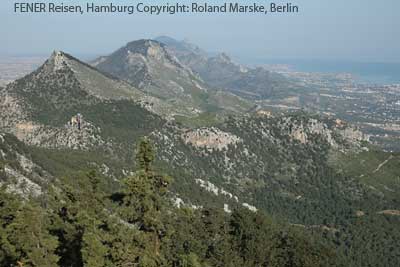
xmin=0 ymin=139 xmax=342 ymax=267
xmin=0 ymin=47 xmax=399 ymax=266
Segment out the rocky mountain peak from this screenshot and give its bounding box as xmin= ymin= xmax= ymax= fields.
xmin=50 ymin=50 xmax=66 ymax=59
xmin=41 ymin=50 xmax=72 ymax=72
xmin=216 ymin=53 xmax=232 ymax=63
xmin=125 ymin=39 xmax=162 ymax=52
xmin=155 ymin=36 xmax=207 ymax=57
xmin=121 ymin=39 xmax=170 ymax=61
xmin=93 ymin=39 xmax=185 ymax=80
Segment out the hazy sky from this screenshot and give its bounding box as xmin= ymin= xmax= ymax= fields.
xmin=1 ymin=0 xmax=399 ymax=62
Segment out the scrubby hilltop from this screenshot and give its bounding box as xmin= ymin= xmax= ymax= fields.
xmin=0 ymin=50 xmax=186 ymax=150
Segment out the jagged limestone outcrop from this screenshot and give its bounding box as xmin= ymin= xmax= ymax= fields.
xmin=182 ymin=127 xmax=241 ymax=151
xmin=278 ymin=117 xmax=369 ymax=148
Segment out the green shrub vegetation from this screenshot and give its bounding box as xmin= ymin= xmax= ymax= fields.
xmin=0 ymin=139 xmax=342 ymax=267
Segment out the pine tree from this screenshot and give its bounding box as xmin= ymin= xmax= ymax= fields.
xmin=50 ymin=172 xmax=106 ymax=267
xmin=136 ymin=137 xmax=155 ymax=173
xmin=81 ymin=229 xmax=107 ymax=267
xmin=0 ymin=187 xmax=20 ymax=266
xmin=177 ymin=252 xmax=202 ymax=267
xmin=6 ymin=204 xmax=59 ymax=267
xmin=122 ymin=138 xmax=172 ymax=264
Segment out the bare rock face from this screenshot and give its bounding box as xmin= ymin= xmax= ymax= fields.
xmin=280 ymin=117 xmax=369 ymax=148
xmin=3 ymin=166 xmax=43 ymax=197
xmin=338 ymin=127 xmax=368 ymax=143
xmin=285 ymin=118 xmax=336 ymax=145
xmin=0 ymin=133 xmax=53 ymax=198
xmin=52 ymin=51 xmax=68 ymax=71
xmin=182 ymin=127 xmax=241 ymax=151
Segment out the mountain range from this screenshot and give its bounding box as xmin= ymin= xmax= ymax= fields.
xmin=155 ymin=36 xmax=295 ymax=100
xmin=0 ymin=37 xmax=399 ymax=266
xmin=92 ymin=39 xmax=253 ymax=116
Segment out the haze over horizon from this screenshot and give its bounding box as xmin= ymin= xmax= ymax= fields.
xmin=1 ymin=0 xmax=400 ymax=63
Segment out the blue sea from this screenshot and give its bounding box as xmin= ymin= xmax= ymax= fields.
xmin=252 ymin=59 xmax=400 ymax=85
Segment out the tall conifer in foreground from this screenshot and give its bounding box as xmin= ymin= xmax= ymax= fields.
xmin=122 ymin=138 xmax=172 ymax=265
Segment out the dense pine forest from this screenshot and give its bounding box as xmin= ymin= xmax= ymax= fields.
xmin=0 ymin=139 xmax=343 ymax=267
